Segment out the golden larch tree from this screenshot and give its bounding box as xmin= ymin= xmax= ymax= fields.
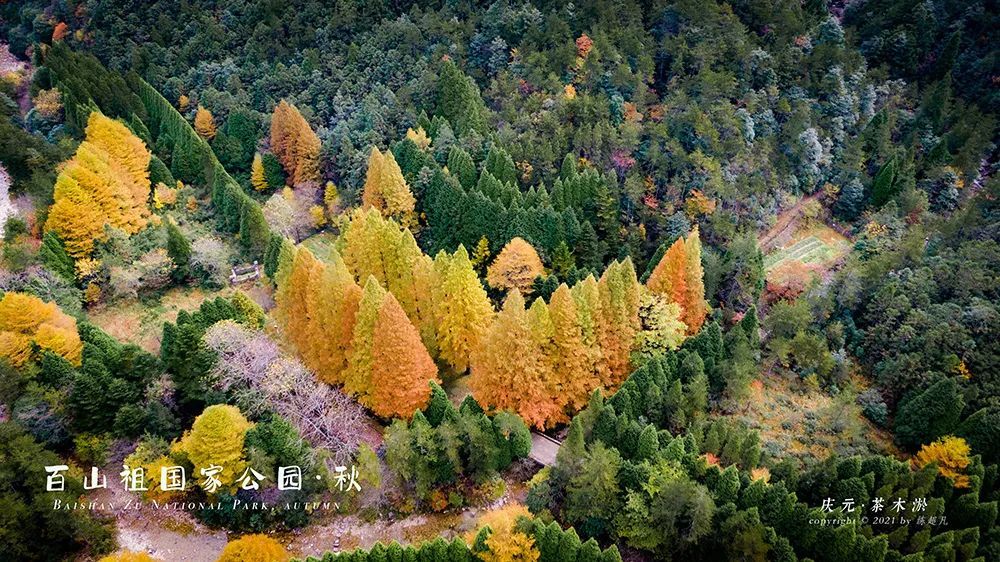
xmin=470 ymin=290 xmax=550 ymax=429
xmin=571 ymin=274 xmax=604 ymax=387
xmin=251 ymin=153 xmax=268 ymax=191
xmin=175 ymin=404 xmax=253 ymax=492
xmin=646 ymin=237 xmax=688 ymax=314
xmin=597 ymin=258 xmax=641 ymax=387
xmin=274 ymin=247 xmax=322 ymax=360
xmin=361 ymin=146 xmax=416 ymax=226
xmin=432 ymin=246 xmax=494 ymax=373
xmin=550 ymin=283 xmax=597 ymax=411
xmin=45 ymin=112 xmax=151 ymax=257
xmin=344 ymin=276 xmax=387 ymax=403
xmin=194 ymin=105 xmax=217 ymax=139
xmin=486 ymin=237 xmax=545 ymax=295
xmin=682 ymin=227 xmax=708 ymax=334
xmin=340 ymin=208 xmax=437 ymax=353
xmin=269 ymin=99 xmax=321 ymax=185
xmin=0 ymin=292 xmax=82 ymax=367
xmin=306 ymin=251 xmax=362 ymax=385
xmin=369 ymin=292 xmax=439 ymax=419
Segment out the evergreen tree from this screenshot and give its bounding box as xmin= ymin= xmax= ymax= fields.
xmin=165 ymin=219 xmax=191 ymax=282
xmin=40 ymin=231 xmax=76 ymax=281
xmin=436 ymin=59 xmax=488 ymax=134
xmin=895 ymin=378 xmax=964 ymax=449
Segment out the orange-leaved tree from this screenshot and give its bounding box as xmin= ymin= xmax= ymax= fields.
xmin=646 ymin=227 xmax=708 ymax=334
xmin=486 ymin=237 xmax=545 ymax=295
xmin=194 ymin=105 xmax=216 ymax=139
xmin=369 ymin=292 xmax=440 ymax=419
xmin=470 ymin=289 xmax=551 ymax=429
xmin=269 ymin=99 xmax=321 ymax=185
xmin=0 ymin=292 xmax=82 ymax=367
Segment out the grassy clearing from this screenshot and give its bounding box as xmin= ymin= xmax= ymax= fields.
xmin=87 ymin=285 xmax=234 ymax=353
xmin=301 ymin=231 xmax=340 ymax=263
xmin=732 ymin=370 xmax=898 ymax=466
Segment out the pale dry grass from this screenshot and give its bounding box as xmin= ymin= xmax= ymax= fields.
xmin=88 ymin=286 xmax=235 ymax=353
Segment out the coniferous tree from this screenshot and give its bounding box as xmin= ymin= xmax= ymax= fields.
xmin=165 ymin=218 xmax=191 ymax=282
xmin=269 ymin=99 xmax=321 ymax=185
xmin=432 ymin=246 xmax=493 ymax=373
xmin=361 ymin=147 xmax=416 ymax=226
xmin=193 ymin=105 xmax=216 ymax=139
xmin=369 ymin=293 xmax=439 ymax=419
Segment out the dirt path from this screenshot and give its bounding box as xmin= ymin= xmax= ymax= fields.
xmin=758 ymin=193 xmax=822 ymax=252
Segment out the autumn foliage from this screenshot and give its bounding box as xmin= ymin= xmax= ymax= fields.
xmin=194 ymin=105 xmax=217 ymax=139
xmin=269 ymin=99 xmax=321 ymax=185
xmin=216 ymin=534 xmax=290 ymax=562
xmin=175 ymin=404 xmax=253 ymax=492
xmin=473 ymin=504 xmax=540 ymax=562
xmin=646 ymin=227 xmax=708 ymax=334
xmin=369 ymin=293 xmax=439 ymax=418
xmin=486 ymin=237 xmax=545 ymax=295
xmin=0 ymin=292 xmax=82 ymax=367
xmin=913 ymin=436 xmax=972 ymax=488
xmin=45 ymin=112 xmax=153 ymax=258
xmin=361 ymin=146 xmax=416 ymax=226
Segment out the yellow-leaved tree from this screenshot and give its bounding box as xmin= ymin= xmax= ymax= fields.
xmin=45 ymin=112 xmax=152 ymax=257
xmin=269 ymin=99 xmax=321 ymax=185
xmin=486 ymin=237 xmax=544 ymax=295
xmin=339 ymin=208 xmax=436 ymax=353
xmin=432 ymin=246 xmax=494 ymax=374
xmin=0 ymin=292 xmax=82 ymax=366
xmin=597 ymin=258 xmax=642 ymax=387
xmin=194 ymin=105 xmax=217 ymax=139
xmin=472 ymin=504 xmax=540 ymax=562
xmin=361 ymin=146 xmax=416 ymax=226
xmin=174 ymin=404 xmax=253 ymax=492
xmin=251 ymin=153 xmax=268 ymax=191
xmin=216 ymin=534 xmax=290 ymax=562
xmin=913 ymin=436 xmax=972 ymax=488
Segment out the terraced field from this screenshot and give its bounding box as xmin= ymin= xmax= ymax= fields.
xmin=764 ymin=225 xmax=852 ymax=273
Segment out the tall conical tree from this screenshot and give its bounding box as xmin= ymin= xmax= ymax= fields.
xmin=682 ymin=227 xmax=708 ymax=334
xmin=370 ymin=293 xmax=440 ymax=419
xmin=470 ymin=290 xmax=550 ymax=429
xmin=432 ymin=246 xmax=494 ymax=373
xmin=646 ymin=237 xmax=688 ymax=313
xmin=251 ymin=153 xmax=268 ymax=191
xmin=269 ymin=99 xmax=321 ymax=185
xmin=526 ymin=296 xmax=567 ymax=427
xmin=345 ymin=277 xmax=387 ymax=402
xmin=597 ymin=259 xmax=641 ymax=387
xmin=361 ymin=147 xmax=416 ymax=226
xmin=436 ymin=59 xmax=488 ymax=134
xmin=308 ymin=250 xmax=362 ymax=385
xmin=572 ymin=274 xmax=604 ymax=389
xmin=275 ymin=247 xmax=322 ymax=359
xmin=550 ymin=284 xmax=596 ymax=412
